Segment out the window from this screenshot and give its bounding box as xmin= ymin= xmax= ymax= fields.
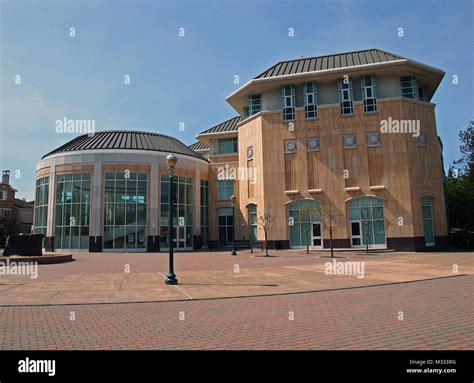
xmin=348 ymin=197 xmax=386 ymax=247
xmin=400 ymin=76 xmax=419 ymax=99
xmin=288 ymin=200 xmax=322 ymax=247
xmin=248 ymin=204 xmax=257 ymax=243
xmin=338 ymin=78 xmax=354 ymax=115
xmin=55 ymin=173 xmax=91 ymax=249
xmin=217 ymin=180 xmax=233 ymax=200
xmin=104 ymin=172 xmax=147 ymax=250
xmin=281 ymin=85 xmax=296 ymax=121
xmin=218 ymin=207 xmax=234 ymax=247
xmin=418 ymin=132 xmax=427 ymax=146
xmin=418 ymin=87 xmax=428 ymax=102
xmin=160 ymin=175 xmax=194 ymax=250
xmin=361 ymin=75 xmax=377 ymax=112
xmin=247 ymin=94 xmax=261 ymax=116
xmin=0 ymin=190 xmax=6 ymax=200
xmin=200 ymin=180 xmax=209 ymax=248
xmin=303 ymin=82 xmax=318 ymax=119
xmin=0 ymin=209 xmax=10 ymax=218
xmin=34 ymin=177 xmax=49 ymax=246
xmin=218 ymin=138 xmax=238 ymax=154
xmin=421 ymin=196 xmax=435 ymax=246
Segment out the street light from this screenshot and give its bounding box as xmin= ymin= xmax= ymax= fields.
xmin=230 ymin=194 xmax=237 ymax=256
xmin=165 ymin=153 xmax=178 ymax=285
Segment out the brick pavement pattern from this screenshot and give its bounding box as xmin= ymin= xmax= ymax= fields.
xmin=1 ymin=251 xmax=473 ymax=305
xmin=0 ymin=275 xmax=472 ymax=350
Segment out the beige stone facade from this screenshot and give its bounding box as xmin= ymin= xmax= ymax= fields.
xmin=197 ymin=49 xmax=448 ymax=251
xmin=225 ymin=98 xmax=447 ymax=250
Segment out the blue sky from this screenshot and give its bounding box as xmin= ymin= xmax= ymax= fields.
xmin=1 ymin=0 xmax=472 ymax=200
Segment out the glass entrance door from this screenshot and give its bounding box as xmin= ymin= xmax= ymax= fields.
xmin=312 ymin=222 xmax=322 ymax=248
xmin=218 ymin=207 xmax=234 ymax=247
xmin=348 ymin=197 xmax=386 ymax=248
xmin=173 ymin=226 xmax=186 ymax=249
xmin=351 ymin=221 xmax=362 ymax=246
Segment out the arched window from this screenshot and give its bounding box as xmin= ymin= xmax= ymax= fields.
xmin=421 ymin=195 xmax=435 ymax=246
xmin=247 ymin=204 xmax=257 ymax=244
xmin=347 ymin=197 xmax=385 ymax=247
xmin=288 ymin=200 xmax=322 ymax=247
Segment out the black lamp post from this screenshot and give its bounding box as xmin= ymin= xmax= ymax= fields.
xmin=230 ymin=194 xmax=237 ymax=256
xmin=165 ymin=153 xmax=178 ymax=285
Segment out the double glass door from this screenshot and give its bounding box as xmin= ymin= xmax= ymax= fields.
xmin=160 ymin=225 xmax=192 ymax=250
xmin=173 ymin=226 xmax=186 ymax=249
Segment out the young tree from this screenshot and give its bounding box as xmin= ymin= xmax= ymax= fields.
xmin=299 ymin=207 xmax=312 ymax=254
xmin=319 ymin=201 xmax=343 ymax=258
xmin=257 ymin=210 xmax=274 ymax=256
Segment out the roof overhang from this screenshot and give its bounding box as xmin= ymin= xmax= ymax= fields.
xmin=192 ymin=148 xmax=210 ymax=153
xmin=39 ymin=148 xmax=210 ymax=166
xmin=195 ymin=130 xmax=238 ymax=146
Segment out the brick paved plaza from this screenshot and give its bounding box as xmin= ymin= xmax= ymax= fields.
xmin=0 ymin=250 xmax=472 ymax=349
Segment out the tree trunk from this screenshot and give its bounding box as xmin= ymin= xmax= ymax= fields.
xmin=264 ymin=229 xmax=268 ymax=256
xmin=330 ymin=225 xmax=334 ymax=258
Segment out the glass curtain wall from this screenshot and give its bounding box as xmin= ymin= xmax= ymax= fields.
xmin=55 ymin=173 xmax=91 ymax=249
xmin=103 ymin=172 xmax=147 ymax=250
xmin=34 ymin=177 xmax=49 ymax=246
xmin=160 ymin=175 xmax=193 ymax=250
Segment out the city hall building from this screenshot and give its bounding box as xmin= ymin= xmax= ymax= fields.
xmin=34 ymin=49 xmax=448 ymax=252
